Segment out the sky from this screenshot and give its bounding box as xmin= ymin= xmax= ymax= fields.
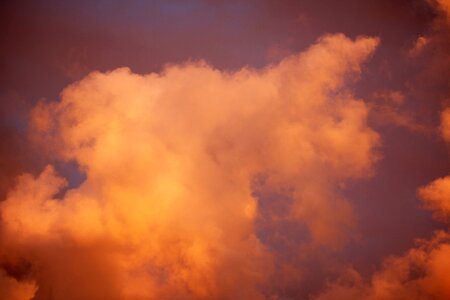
xmin=0 ymin=0 xmax=449 ymax=299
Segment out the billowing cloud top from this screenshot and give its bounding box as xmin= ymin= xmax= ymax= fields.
xmin=1 ymin=34 xmax=379 ymax=300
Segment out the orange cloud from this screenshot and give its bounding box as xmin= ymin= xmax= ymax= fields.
xmin=314 ymin=172 xmax=450 ymax=300
xmin=313 ymin=90 xmax=450 ymax=300
xmin=419 ymin=176 xmax=450 ymax=221
xmin=436 ymin=0 xmax=450 ymax=20
xmin=0 ymin=270 xmax=36 ymax=300
xmin=369 ymin=90 xmax=431 ymax=134
xmin=0 ymin=34 xmax=379 ymax=299
xmin=314 ymin=231 xmax=450 ymax=300
xmin=441 ymin=108 xmax=450 ymax=143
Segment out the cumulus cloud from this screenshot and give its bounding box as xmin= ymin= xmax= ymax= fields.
xmin=0 ymin=34 xmax=379 ymax=299
xmin=313 ymin=40 xmax=450 ymax=299
xmin=314 ymin=169 xmax=450 ymax=300
xmin=313 ymin=117 xmax=450 ymax=300
xmin=313 ymin=231 xmax=450 ymax=300
xmin=420 ymin=176 xmax=450 ymax=221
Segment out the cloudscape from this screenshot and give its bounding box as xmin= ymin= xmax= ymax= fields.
xmin=0 ymin=1 xmax=449 ymax=299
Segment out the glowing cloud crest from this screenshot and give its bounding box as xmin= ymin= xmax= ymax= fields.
xmin=0 ymin=34 xmax=379 ymax=299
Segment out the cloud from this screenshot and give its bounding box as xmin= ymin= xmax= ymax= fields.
xmin=420 ymin=176 xmax=450 ymax=221
xmin=409 ymin=36 xmax=430 ymax=57
xmin=314 ymin=174 xmax=450 ymax=300
xmin=0 ymin=269 xmax=36 ymax=300
xmin=369 ymin=90 xmax=432 ymax=134
xmin=0 ymin=34 xmax=379 ymax=299
xmin=312 ymin=123 xmax=450 ymax=300
xmin=408 ymin=0 xmax=450 ymax=104
xmin=441 ymin=108 xmax=450 ymax=143
xmin=436 ymin=0 xmax=450 ymax=20
xmin=313 ymin=231 xmax=450 ymax=300
xmin=313 ymin=36 xmax=450 ymax=298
